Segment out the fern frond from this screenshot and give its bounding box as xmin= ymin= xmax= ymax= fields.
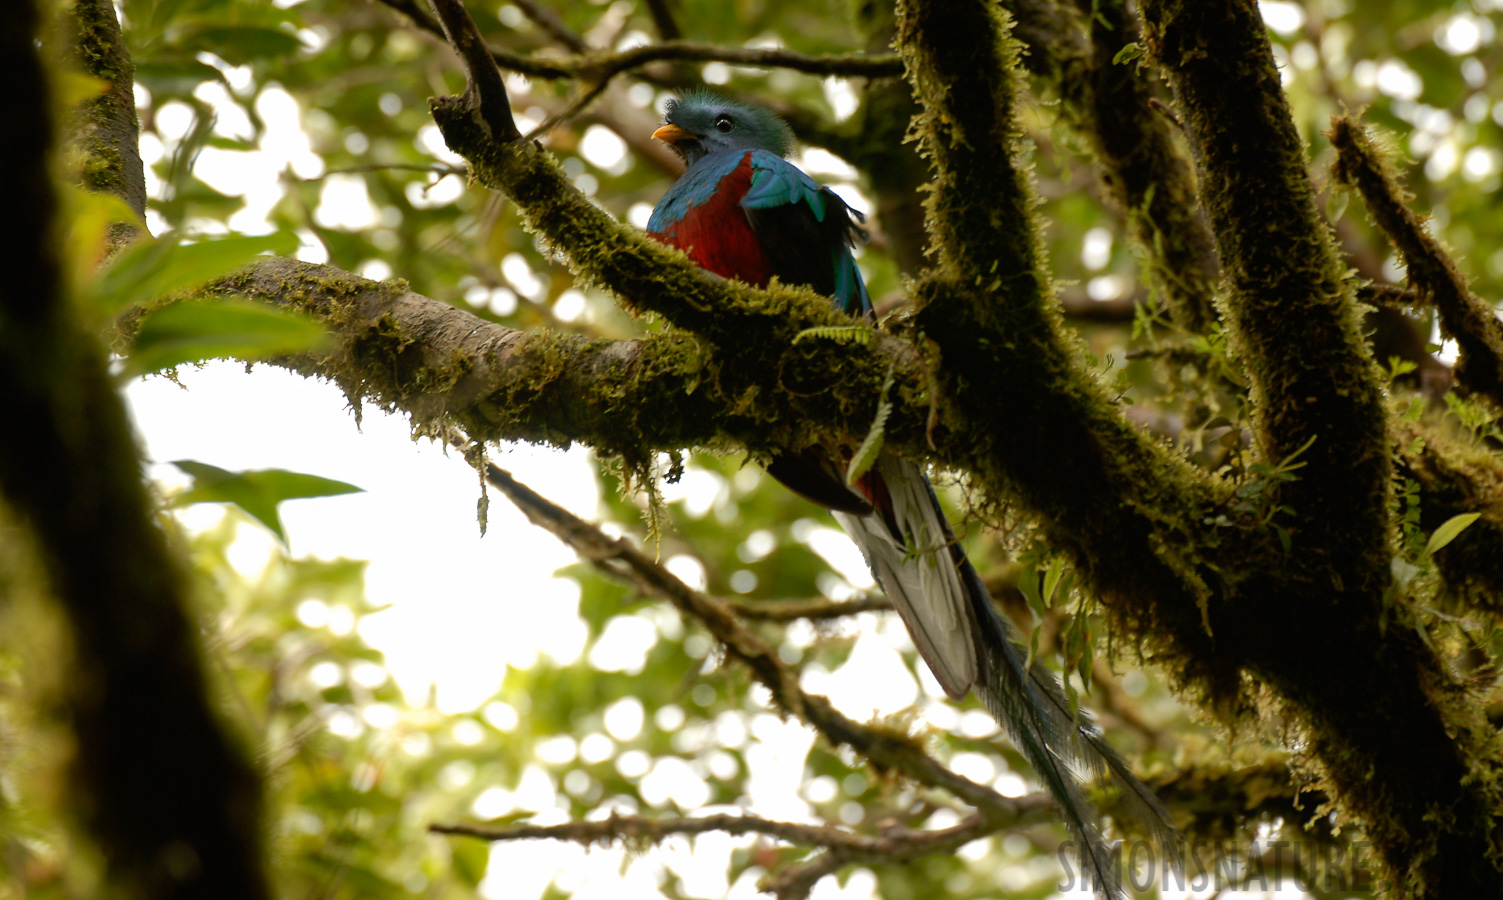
xmin=846 ymin=366 xmax=895 ymax=485
xmin=792 ymin=324 xmax=875 ymax=345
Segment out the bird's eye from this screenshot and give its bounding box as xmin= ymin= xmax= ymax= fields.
xmin=714 ymin=115 xmax=734 ymax=133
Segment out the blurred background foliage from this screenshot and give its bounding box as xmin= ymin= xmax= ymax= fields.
xmin=9 ymin=0 xmax=1502 ymax=896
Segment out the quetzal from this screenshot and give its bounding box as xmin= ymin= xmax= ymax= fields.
xmin=647 ymin=90 xmax=1174 ymax=896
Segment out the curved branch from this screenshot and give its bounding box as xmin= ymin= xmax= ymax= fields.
xmin=431 ymin=0 xmax=521 ymax=142
xmin=1331 ymin=115 xmax=1503 ymax=409
xmin=478 ymin=465 xmax=1026 ymax=816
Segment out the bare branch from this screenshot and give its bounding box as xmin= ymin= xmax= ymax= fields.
xmin=431 ymin=809 xmax=1005 ymax=856
xmin=429 ymin=0 xmax=522 ymax=142
xmin=377 ymin=0 xmax=898 ymax=82
xmin=728 ymin=595 xmax=893 ymax=622
xmin=477 ymin=464 xmax=1027 ymax=817
xmin=1330 ymin=115 xmax=1503 ymax=409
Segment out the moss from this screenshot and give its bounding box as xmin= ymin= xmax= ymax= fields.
xmin=1331 ymin=116 xmax=1503 ymax=408
xmin=66 ymin=0 xmax=146 ymax=224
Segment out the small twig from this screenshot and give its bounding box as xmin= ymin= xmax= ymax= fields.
xmin=509 ymin=0 xmax=589 ymax=52
xmin=374 ymin=1 xmax=902 ymax=81
xmin=428 ymin=0 xmax=522 ymax=142
xmin=1147 ymin=96 xmax=1184 ymax=131
xmin=727 ymin=595 xmax=892 ymax=622
xmin=524 ymin=78 xmax=610 ymax=140
xmin=567 ymin=40 xmax=903 ymax=83
xmin=321 ymin=162 xmax=466 ymax=178
xmin=433 ymin=810 xmax=1010 ymax=900
xmin=430 ymin=809 xmax=988 ymax=853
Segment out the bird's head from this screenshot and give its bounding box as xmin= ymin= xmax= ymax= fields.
xmin=652 ymin=90 xmax=794 ymax=166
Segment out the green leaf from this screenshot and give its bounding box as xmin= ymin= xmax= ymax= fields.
xmin=128 ymin=299 xmax=329 ymax=375
xmin=84 ymin=231 xmax=297 ymax=316
xmin=845 ymin=367 xmax=895 ymax=486
xmin=1018 ymin=558 xmax=1044 ymax=617
xmin=1042 ymin=556 xmax=1065 ymax=606
xmin=171 ymin=460 xmax=363 ymax=544
xmin=1112 ymin=42 xmax=1145 ymax=65
xmin=132 ymin=57 xmax=228 ymax=96
xmin=1426 ymin=512 xmax=1481 ymax=555
xmin=61 ymin=187 xmax=147 ymax=289
xmin=1326 ymin=189 xmax=1349 ymax=225
xmin=450 ymin=836 xmax=491 ymax=886
xmin=182 ymin=26 xmax=305 ymax=65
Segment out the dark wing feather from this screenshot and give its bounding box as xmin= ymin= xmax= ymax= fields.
xmin=744 ymin=186 xmax=866 ymax=301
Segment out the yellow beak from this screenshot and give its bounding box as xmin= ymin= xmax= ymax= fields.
xmin=652 ymin=124 xmax=695 ymax=145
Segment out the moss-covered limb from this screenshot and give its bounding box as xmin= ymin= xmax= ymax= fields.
xmin=895 ymin=0 xmax=1234 ymax=683
xmin=66 ymin=0 xmax=146 ymax=235
xmin=1056 ymin=0 xmax=1221 ymax=334
xmin=1000 ymin=0 xmax=1090 ymax=79
xmin=1140 ymin=3 xmax=1502 ymax=894
xmin=215 ymin=257 xmax=923 ymax=470
xmin=1137 ymin=2 xmax=1390 ymax=564
xmin=1396 ymin=421 xmax=1503 ymax=609
xmin=1148 ymin=750 xmax=1335 ymax=841
xmin=1331 ymin=116 xmax=1503 ymax=409
xmin=481 ymin=465 xmax=1028 ymax=819
xmin=3 ymin=5 xmax=271 ymax=897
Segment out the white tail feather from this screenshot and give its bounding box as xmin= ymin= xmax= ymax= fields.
xmin=831 ymin=456 xmax=978 ymax=698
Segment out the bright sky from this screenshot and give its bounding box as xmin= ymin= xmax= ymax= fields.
xmin=119 ymin=50 xmax=1303 ymax=900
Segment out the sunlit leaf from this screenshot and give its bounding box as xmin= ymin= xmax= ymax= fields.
xmin=171 ymin=460 xmax=362 ymax=544
xmin=127 ymin=299 xmax=328 ymax=375
xmin=183 ymin=26 xmax=304 ymax=65
xmin=1426 ymin=512 xmax=1481 ymax=555
xmin=61 ymin=187 xmax=146 ymax=288
xmin=84 ymin=231 xmax=297 ymax=316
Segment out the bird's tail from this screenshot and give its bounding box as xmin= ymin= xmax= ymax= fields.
xmin=832 ymin=455 xmax=1178 ymax=900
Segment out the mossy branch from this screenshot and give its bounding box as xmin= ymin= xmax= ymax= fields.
xmin=209 ymin=257 xmax=932 ymax=471
xmin=1330 ymin=115 xmax=1503 ymax=409
xmin=1057 ymin=0 xmax=1221 ymax=333
xmin=4 ymin=2 xmax=271 ymax=895
xmin=1395 ymin=420 xmax=1503 ymax=608
xmin=68 ymin=0 xmax=146 ymax=242
xmin=1139 ymin=2 xmax=1499 ymax=894
xmin=897 ymin=0 xmax=1236 ymax=698
xmin=1137 ymin=1 xmax=1389 ymax=556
